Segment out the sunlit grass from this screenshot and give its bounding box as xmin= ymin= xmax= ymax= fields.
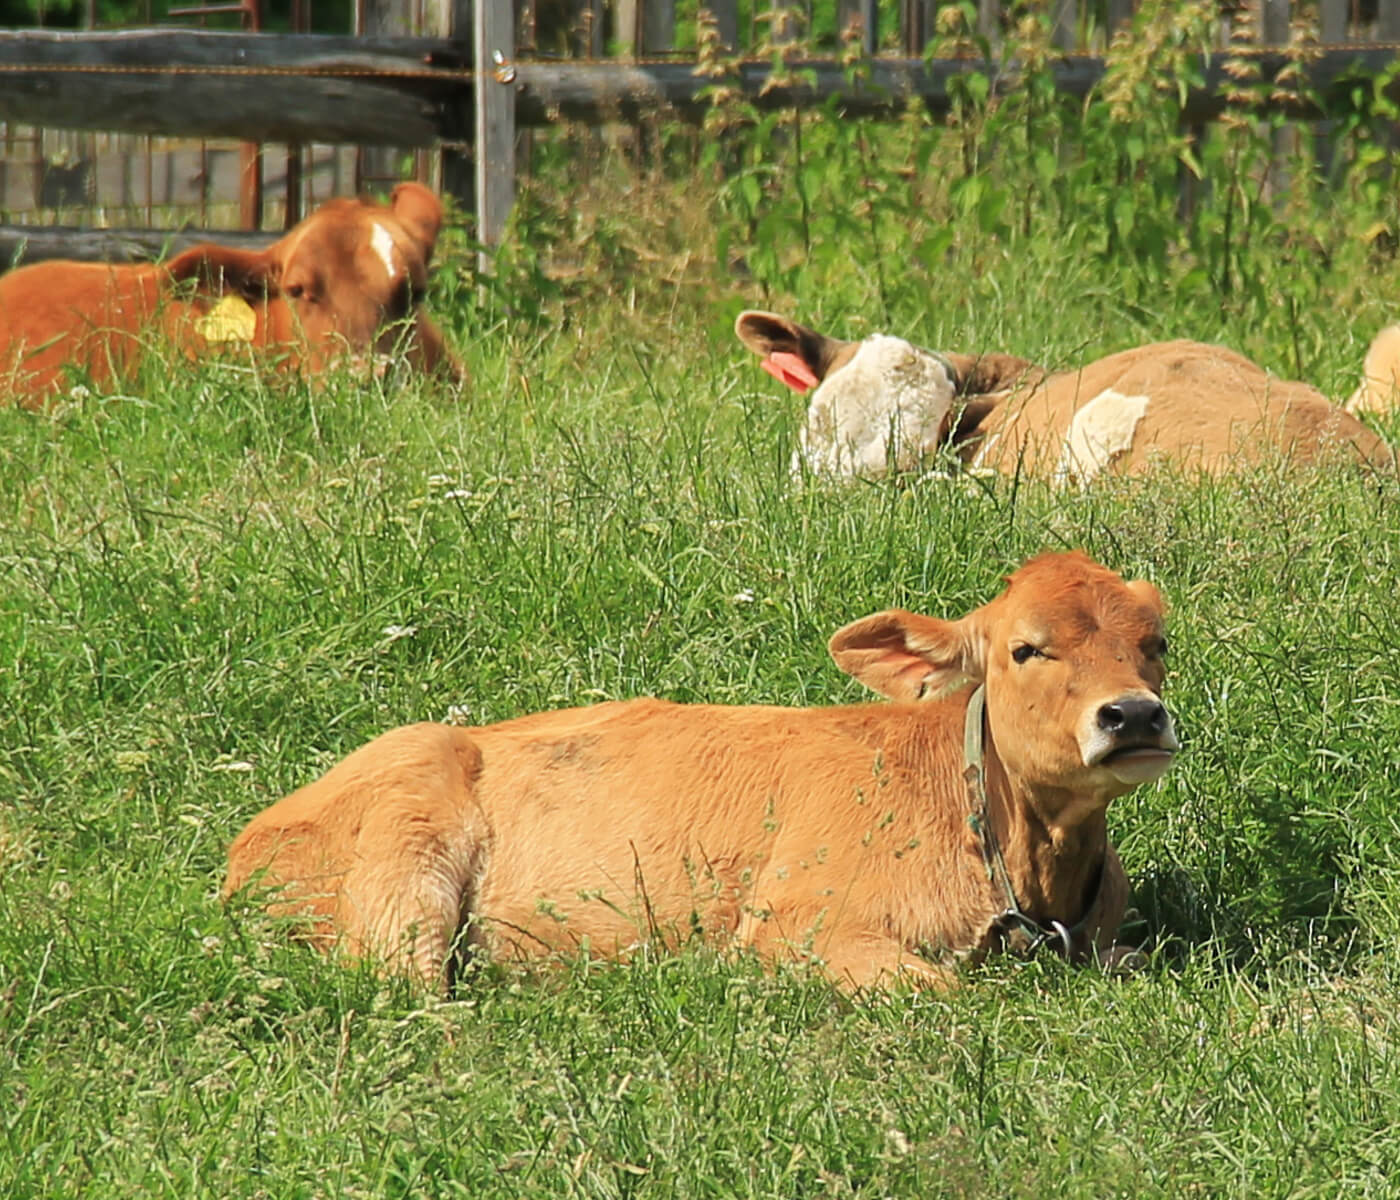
xmin=9 ymin=91 xmax=1400 ymax=1195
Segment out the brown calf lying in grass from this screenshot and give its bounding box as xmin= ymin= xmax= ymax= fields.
xmin=738 ymin=311 xmax=1394 ymax=480
xmin=224 ymin=551 xmax=1176 ymax=991
xmin=0 ymin=183 xmax=462 ymax=406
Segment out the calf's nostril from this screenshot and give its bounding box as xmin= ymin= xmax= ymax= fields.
xmin=1098 ymin=697 xmax=1167 ymax=739
xmin=1097 ymin=703 xmax=1126 ymax=733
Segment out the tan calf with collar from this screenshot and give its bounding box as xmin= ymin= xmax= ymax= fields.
xmin=224 ymin=551 xmax=1175 ymax=991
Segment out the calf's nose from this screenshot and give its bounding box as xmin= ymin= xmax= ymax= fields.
xmin=1096 ymin=697 xmax=1168 ymax=741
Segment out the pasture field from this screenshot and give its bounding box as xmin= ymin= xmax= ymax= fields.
xmin=9 ymin=32 xmax=1400 ymax=1194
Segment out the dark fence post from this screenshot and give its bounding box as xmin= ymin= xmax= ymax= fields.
xmin=902 ymin=0 xmax=932 ymax=54
xmin=1106 ymin=0 xmax=1133 ymax=38
xmin=440 ymin=0 xmax=472 ymax=218
xmin=977 ymin=0 xmax=1001 ymax=47
xmin=1379 ymin=0 xmax=1400 ymax=42
xmin=618 ymin=0 xmax=676 ymax=54
xmin=355 ymin=0 xmax=414 ymax=194
xmin=1319 ymin=0 xmax=1345 ymax=41
xmin=709 ymin=0 xmax=739 ymax=49
xmin=838 ymin=0 xmax=877 ymax=55
xmin=1258 ymin=0 xmax=1291 ymax=201
xmin=1052 ymin=0 xmax=1077 ymax=49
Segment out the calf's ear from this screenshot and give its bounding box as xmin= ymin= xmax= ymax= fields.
xmin=829 ymin=610 xmax=979 ymax=702
xmin=1126 ymin=578 xmax=1165 ymax=613
xmin=165 ymin=244 xmax=278 ymax=300
xmin=390 ymin=183 xmax=444 ymax=263
xmin=734 ymin=310 xmax=848 ymax=387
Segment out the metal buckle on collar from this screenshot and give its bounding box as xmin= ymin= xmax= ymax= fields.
xmin=996 ymin=910 xmax=1075 ymax=959
xmin=1044 ymin=919 xmax=1073 ymax=958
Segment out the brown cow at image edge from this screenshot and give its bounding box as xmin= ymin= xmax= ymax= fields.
xmin=223 ymin=550 xmax=1176 ymax=992
xmin=0 ymin=182 xmax=463 ymax=406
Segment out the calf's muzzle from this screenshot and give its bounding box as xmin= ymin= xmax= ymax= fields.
xmin=1096 ymin=696 xmax=1169 ymax=742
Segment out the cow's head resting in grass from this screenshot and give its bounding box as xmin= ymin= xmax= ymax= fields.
xmin=166 ymin=182 xmax=457 ymax=378
xmin=0 ymin=182 xmax=462 ymax=406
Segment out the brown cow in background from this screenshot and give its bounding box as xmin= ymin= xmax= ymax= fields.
xmin=0 ymin=183 xmax=462 ymax=406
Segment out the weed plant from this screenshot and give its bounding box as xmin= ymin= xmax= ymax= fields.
xmin=7 ymin=4 xmax=1400 ymax=1195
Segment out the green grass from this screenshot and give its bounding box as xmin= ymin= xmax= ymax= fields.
xmin=11 ymin=66 xmax=1400 ymax=1194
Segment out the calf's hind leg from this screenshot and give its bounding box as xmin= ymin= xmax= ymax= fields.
xmin=332 ymin=814 xmax=486 ymax=989
xmin=225 ymin=723 xmax=491 ymax=991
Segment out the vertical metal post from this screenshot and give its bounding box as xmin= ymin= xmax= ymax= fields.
xmin=1258 ymin=0 xmax=1289 ymax=43
xmin=282 ymin=0 xmax=308 ymax=228
xmin=838 ymin=0 xmax=877 ymax=54
xmin=580 ymin=0 xmax=605 ymax=57
xmin=439 ymin=0 xmax=472 ymax=213
xmin=475 ymin=0 xmax=516 ymax=267
xmin=1051 ymin=0 xmax=1077 ymax=48
xmin=901 ymin=0 xmax=932 ymax=54
xmin=1105 ymin=0 xmax=1133 ymax=40
xmin=646 ymin=0 xmax=676 ymax=52
xmin=977 ymin=0 xmax=1001 ymax=44
xmin=1257 ymin=0 xmax=1290 ymax=202
xmin=238 ymin=0 xmax=263 ymax=228
xmin=356 ymin=0 xmax=416 ymax=194
xmin=1318 ymin=0 xmax=1345 ymax=41
xmin=618 ymin=0 xmax=675 ymax=54
xmin=1379 ymin=0 xmax=1400 ymax=41
xmin=709 ymin=0 xmax=739 ymax=50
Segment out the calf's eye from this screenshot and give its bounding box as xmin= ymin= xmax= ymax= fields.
xmin=286 ymin=283 xmax=305 ymax=299
xmin=1011 ymin=644 xmax=1042 ymax=664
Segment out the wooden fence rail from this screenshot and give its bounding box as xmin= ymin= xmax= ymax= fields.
xmin=0 ymin=223 xmax=276 ymax=263
xmin=3 ymin=30 xmax=1399 ymax=142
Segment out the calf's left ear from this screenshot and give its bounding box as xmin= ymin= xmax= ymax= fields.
xmin=390 ymin=183 xmax=444 ymax=264
xmin=829 ymin=610 xmax=979 ymax=702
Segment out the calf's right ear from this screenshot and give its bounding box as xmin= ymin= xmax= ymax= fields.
xmin=828 ymin=610 xmax=979 ymax=702
xmin=735 ymin=310 xmax=847 ymax=392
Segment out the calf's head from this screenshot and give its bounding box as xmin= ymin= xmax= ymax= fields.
xmin=736 ymin=310 xmax=961 ymax=474
xmin=829 ymin=551 xmax=1177 ymax=814
xmin=167 ymin=182 xmax=458 ymax=379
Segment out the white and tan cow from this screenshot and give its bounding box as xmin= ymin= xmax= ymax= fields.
xmin=0 ymin=182 xmax=462 ymax=407
xmin=737 ymin=310 xmax=1395 ymax=480
xmin=224 ymin=550 xmax=1176 ymax=992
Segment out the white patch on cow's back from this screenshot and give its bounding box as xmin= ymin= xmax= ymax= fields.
xmin=1056 ymin=389 xmax=1151 ymax=486
xmin=796 ymin=334 xmax=957 ymax=477
xmin=370 ymin=221 xmax=399 ymax=281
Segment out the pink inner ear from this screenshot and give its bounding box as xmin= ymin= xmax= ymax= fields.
xmin=760 ymin=351 xmax=820 ymax=393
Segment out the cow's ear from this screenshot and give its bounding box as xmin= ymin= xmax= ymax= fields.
xmin=734 ymin=310 xmax=848 ymax=387
xmin=829 ymin=609 xmax=979 ymax=702
xmin=390 ymin=183 xmax=444 ymax=263
xmin=1126 ymin=578 xmax=1166 ymax=614
xmin=166 ymin=244 xmax=278 ymax=300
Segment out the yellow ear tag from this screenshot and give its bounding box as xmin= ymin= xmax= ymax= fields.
xmin=196 ymin=295 xmax=257 ymax=344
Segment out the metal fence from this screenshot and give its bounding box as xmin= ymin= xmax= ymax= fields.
xmin=0 ymin=0 xmax=443 ymax=231
xmin=1 ymin=0 xmax=1399 ymax=249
